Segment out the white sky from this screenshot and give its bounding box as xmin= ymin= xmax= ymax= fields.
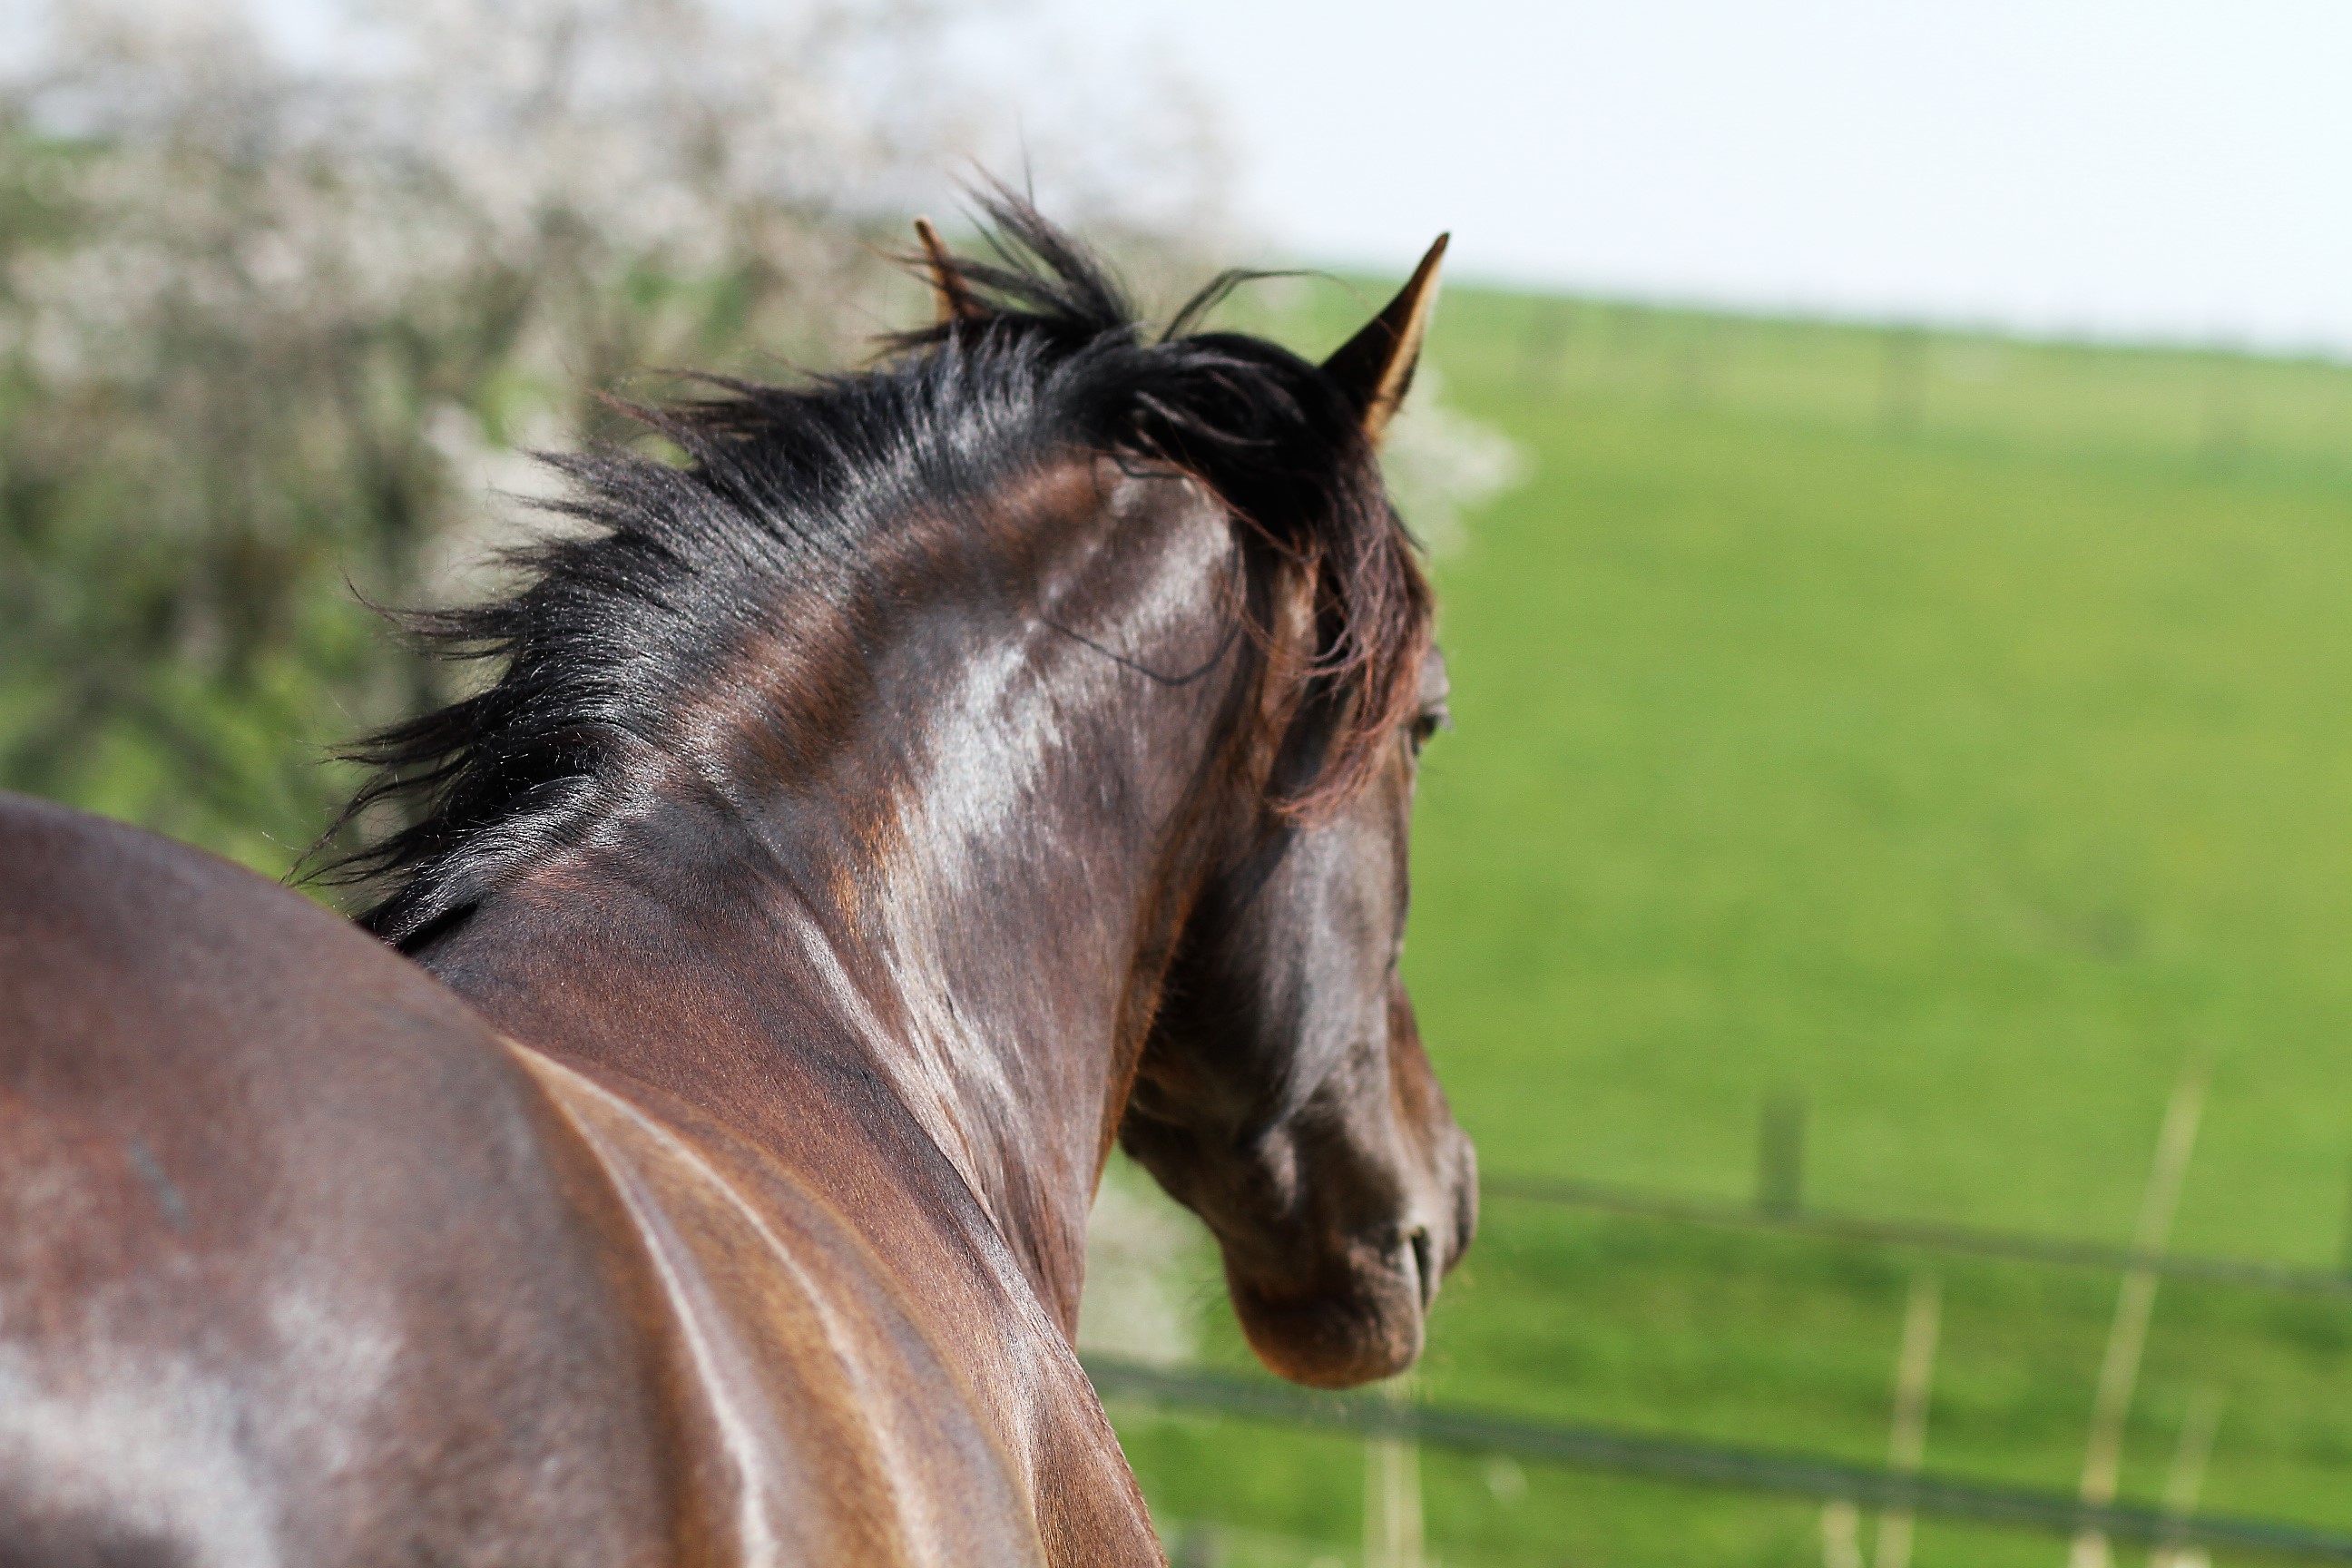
xmin=1025 ymin=0 xmax=2352 ymax=354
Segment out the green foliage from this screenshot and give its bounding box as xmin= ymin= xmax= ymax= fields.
xmin=0 ymin=84 xmax=921 ymax=875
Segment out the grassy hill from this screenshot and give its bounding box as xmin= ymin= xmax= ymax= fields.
xmin=1408 ymin=292 xmax=2352 ymax=1262
xmin=1103 ymin=283 xmax=2352 ymax=1565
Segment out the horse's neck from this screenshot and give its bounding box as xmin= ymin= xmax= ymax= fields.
xmin=419 ymin=461 xmax=1246 ymax=1328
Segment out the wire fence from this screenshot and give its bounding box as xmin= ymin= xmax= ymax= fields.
xmin=1085 ymin=1357 xmax=2352 ymax=1562
xmin=1099 ymin=1085 xmax=2352 ymax=1563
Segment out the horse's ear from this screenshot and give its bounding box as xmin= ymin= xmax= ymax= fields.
xmin=1322 ymin=233 xmax=1448 ymax=446
xmin=913 ymin=217 xmax=985 ymax=326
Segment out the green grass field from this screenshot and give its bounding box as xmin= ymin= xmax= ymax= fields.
xmin=1409 ymin=289 xmax=2352 ymax=1259
xmin=1102 ymin=283 xmax=2352 ymax=1564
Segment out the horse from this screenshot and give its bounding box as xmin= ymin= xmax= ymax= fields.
xmin=0 ymin=201 xmax=1477 ymax=1567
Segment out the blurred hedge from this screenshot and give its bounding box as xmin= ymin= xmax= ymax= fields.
xmin=0 ymin=0 xmax=1226 ymax=872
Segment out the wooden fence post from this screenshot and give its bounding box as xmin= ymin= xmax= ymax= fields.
xmin=1366 ymin=1377 xmax=1424 ymax=1568
xmin=2150 ymin=1390 xmax=2223 ymax=1568
xmin=1759 ymin=1089 xmax=1808 ymax=1216
xmin=2337 ymin=1152 xmax=2352 ymax=1276
xmin=1874 ymin=1272 xmax=1943 ymax=1568
xmin=1878 ymin=327 xmax=1928 ymax=433
xmin=1822 ymin=1500 xmax=1866 ymax=1568
xmin=2068 ymin=1062 xmax=2207 ymax=1568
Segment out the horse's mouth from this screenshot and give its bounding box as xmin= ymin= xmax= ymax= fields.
xmin=1221 ymin=1228 xmax=1441 ymax=1389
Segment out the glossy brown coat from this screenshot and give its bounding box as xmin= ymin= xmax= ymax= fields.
xmin=0 ymin=213 xmax=1474 ymax=1566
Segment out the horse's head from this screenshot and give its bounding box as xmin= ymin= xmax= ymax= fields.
xmin=349 ymin=205 xmax=1478 ymax=1396
xmin=1111 ymin=243 xmax=1478 ymax=1389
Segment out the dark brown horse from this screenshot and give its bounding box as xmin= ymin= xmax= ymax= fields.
xmin=0 ymin=204 xmax=1475 ymax=1566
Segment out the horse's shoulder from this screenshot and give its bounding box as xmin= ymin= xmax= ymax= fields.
xmin=506 ymin=1041 xmax=1073 ymax=1564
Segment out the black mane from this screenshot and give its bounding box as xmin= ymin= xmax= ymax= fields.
xmin=317 ymin=198 xmax=1429 ymax=945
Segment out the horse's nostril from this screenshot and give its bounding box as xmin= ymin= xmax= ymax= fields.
xmin=1406 ymin=1226 xmax=1436 ymax=1310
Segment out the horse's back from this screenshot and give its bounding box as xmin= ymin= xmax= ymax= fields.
xmin=0 ymin=796 xmax=677 ymax=1566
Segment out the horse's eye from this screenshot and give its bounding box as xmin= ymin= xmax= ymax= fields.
xmin=1407 ymin=706 xmax=1450 ymax=754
